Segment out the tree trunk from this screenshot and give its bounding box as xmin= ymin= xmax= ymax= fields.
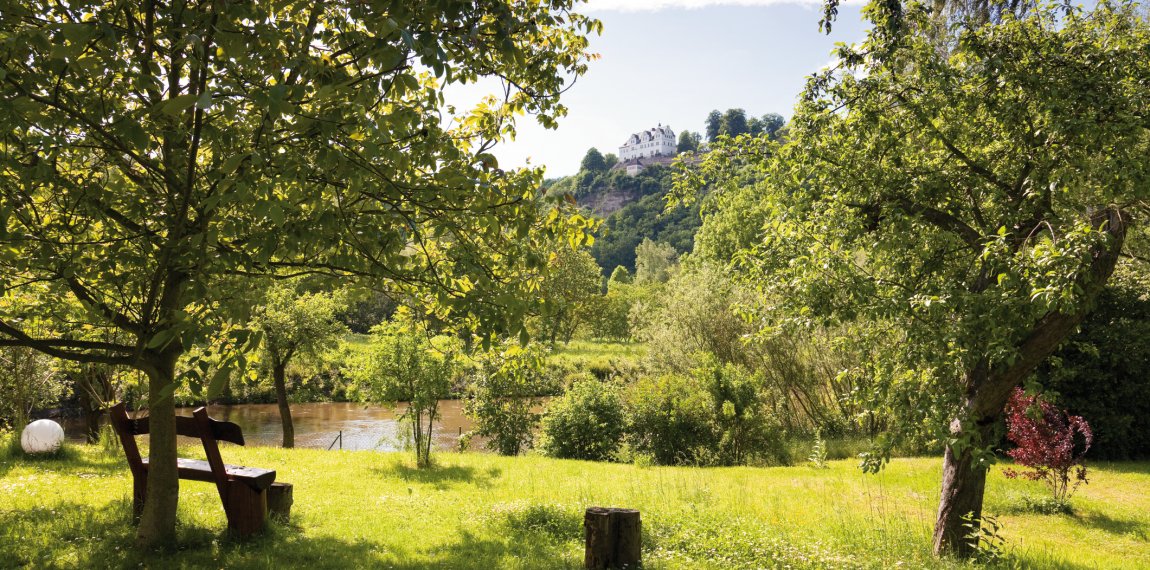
xmin=932 ymin=414 xmax=994 ymax=557
xmin=273 ymin=362 xmax=294 ymax=448
xmin=135 ymin=352 xmax=181 ymax=547
xmin=75 ymin=375 xmax=101 ymax=444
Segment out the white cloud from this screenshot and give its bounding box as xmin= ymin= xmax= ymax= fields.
xmin=582 ymin=0 xmax=824 ymax=12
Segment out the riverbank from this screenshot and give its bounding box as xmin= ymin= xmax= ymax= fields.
xmin=1 ymin=444 xmax=1146 ymax=568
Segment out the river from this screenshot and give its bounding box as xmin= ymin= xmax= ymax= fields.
xmin=63 ymin=400 xmax=475 ymax=451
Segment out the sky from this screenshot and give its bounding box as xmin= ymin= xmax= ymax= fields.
xmin=448 ymin=0 xmax=870 ymax=178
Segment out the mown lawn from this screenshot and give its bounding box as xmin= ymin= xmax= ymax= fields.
xmin=0 ymin=443 xmax=1145 ymax=569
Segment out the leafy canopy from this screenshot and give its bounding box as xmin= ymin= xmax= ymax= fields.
xmin=683 ymin=1 xmax=1150 ymax=462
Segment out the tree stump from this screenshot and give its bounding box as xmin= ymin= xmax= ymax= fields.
xmin=584 ymin=507 xmax=641 ymax=569
xmin=268 ymin=482 xmax=294 ymax=522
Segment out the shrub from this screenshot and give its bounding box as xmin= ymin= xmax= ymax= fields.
xmin=538 ymin=378 xmax=625 ymax=461
xmin=625 ymin=373 xmax=716 ymax=465
xmin=1002 ymin=387 xmax=1093 ymax=502
xmin=464 ymin=343 xmax=551 ymax=456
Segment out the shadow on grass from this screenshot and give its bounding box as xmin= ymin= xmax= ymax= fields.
xmin=1072 ymin=509 xmax=1149 ymax=540
xmin=373 ymin=460 xmax=501 ymax=490
xmin=0 ymin=444 xmax=124 ymax=477
xmin=1091 ymin=461 xmax=1150 ymax=475
xmin=0 ymin=496 xmax=578 ymax=569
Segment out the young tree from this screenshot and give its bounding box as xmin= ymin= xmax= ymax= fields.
xmin=538 ymin=248 xmax=603 ymax=345
xmin=0 ymin=1 xmax=598 ymax=546
xmin=603 ymin=153 xmax=620 ymax=170
xmin=252 ymin=282 xmax=347 ymax=448
xmin=0 ymin=344 xmax=65 ymax=432
xmin=684 ymin=2 xmax=1150 ymax=558
xmin=634 ymin=239 xmax=678 ymax=284
xmin=581 ymin=147 xmax=608 ymax=172
xmin=353 ymin=318 xmax=455 ymax=468
xmin=1002 ymin=388 xmax=1093 ymax=504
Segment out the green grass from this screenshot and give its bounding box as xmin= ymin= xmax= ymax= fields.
xmin=1 ymin=441 xmax=1146 ymax=569
xmin=549 ymin=340 xmax=647 ymax=370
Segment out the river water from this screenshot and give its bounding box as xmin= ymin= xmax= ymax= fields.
xmin=64 ymin=400 xmax=475 ymax=451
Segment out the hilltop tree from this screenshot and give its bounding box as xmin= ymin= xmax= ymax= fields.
xmin=759 ymin=113 xmax=785 ymax=140
xmin=581 ymin=147 xmax=608 ymax=172
xmin=687 ymin=2 xmax=1150 ymax=558
xmin=720 ymin=108 xmax=749 ymax=138
xmin=0 ymin=0 xmax=598 ymax=546
xmin=677 ymin=130 xmax=701 ymax=153
xmin=252 ymin=282 xmax=347 ymax=448
xmin=705 ymin=110 xmax=723 ymax=141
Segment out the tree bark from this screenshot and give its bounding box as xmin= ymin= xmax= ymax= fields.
xmin=932 ymin=413 xmax=994 ymax=557
xmin=135 ymin=351 xmax=181 ymax=547
xmin=273 ymin=362 xmax=294 ymax=448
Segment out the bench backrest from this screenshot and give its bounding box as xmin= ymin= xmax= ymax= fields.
xmin=108 ymin=403 xmax=245 ymax=503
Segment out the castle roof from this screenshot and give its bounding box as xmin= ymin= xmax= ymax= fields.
xmin=621 ymin=124 xmax=675 ymax=147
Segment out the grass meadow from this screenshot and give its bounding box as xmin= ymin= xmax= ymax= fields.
xmin=0 ymin=442 xmax=1146 ymax=569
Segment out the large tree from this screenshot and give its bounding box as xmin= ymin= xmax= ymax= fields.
xmin=685 ymin=1 xmax=1150 ymax=558
xmin=0 ymin=0 xmax=597 ymax=546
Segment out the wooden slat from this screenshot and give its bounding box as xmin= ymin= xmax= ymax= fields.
xmin=141 ymin=457 xmax=276 ymax=491
xmin=127 ymin=414 xmax=246 ymax=446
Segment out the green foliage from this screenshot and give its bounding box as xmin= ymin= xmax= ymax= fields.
xmin=0 ymin=345 xmax=65 ymax=430
xmin=684 ymin=1 xmax=1150 ymax=464
xmin=634 ymin=263 xmax=853 ymax=434
xmin=624 ymin=360 xmax=788 ymax=467
xmin=705 ymin=110 xmax=723 ymax=142
xmin=350 ymin=318 xmax=454 ymax=467
xmin=464 ymin=342 xmax=551 ymax=455
xmin=538 ymin=377 xmax=625 ymax=461
xmin=582 ymin=282 xmax=639 ymax=342
xmin=580 ymin=147 xmax=608 ymax=172
xmin=536 ymin=247 xmax=602 ymax=345
xmin=625 ymin=373 xmax=716 ymax=465
xmin=634 ymin=239 xmax=679 ymax=284
xmin=0 ymin=0 xmax=600 ymax=541
xmin=698 ymin=359 xmax=789 ymax=466
xmin=254 ymin=283 xmax=347 ymax=377
xmin=546 ymin=163 xmax=699 ymax=276
xmin=677 ymin=130 xmax=701 ymax=153
xmin=608 ymin=266 xmax=632 ymax=285
xmin=809 ymin=429 xmax=829 ymax=469
xmin=961 ymin=512 xmax=1006 ymax=565
xmin=590 ymin=183 xmax=700 ymax=274
xmin=1038 ymin=274 xmax=1150 ymax=460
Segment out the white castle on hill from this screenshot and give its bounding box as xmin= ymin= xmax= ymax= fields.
xmin=618 ymin=124 xmax=676 ymax=162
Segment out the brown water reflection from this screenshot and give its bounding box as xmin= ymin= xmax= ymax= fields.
xmin=65 ymin=400 xmax=474 ymax=451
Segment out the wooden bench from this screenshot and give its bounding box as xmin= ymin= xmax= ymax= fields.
xmin=109 ymin=403 xmax=277 ymax=537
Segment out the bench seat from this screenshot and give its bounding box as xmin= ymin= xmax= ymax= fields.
xmin=141 ymin=457 xmax=276 ymax=491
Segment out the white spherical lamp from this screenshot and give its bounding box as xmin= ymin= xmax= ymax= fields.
xmin=21 ymin=419 xmax=65 ymax=454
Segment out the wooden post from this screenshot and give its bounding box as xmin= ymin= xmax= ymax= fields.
xmin=584 ymin=507 xmax=641 ymax=569
xmin=267 ymin=482 xmax=294 ymax=522
xmin=224 ymin=480 xmax=268 ymax=538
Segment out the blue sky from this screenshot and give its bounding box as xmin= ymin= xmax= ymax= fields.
xmin=452 ymin=0 xmax=870 ymax=178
